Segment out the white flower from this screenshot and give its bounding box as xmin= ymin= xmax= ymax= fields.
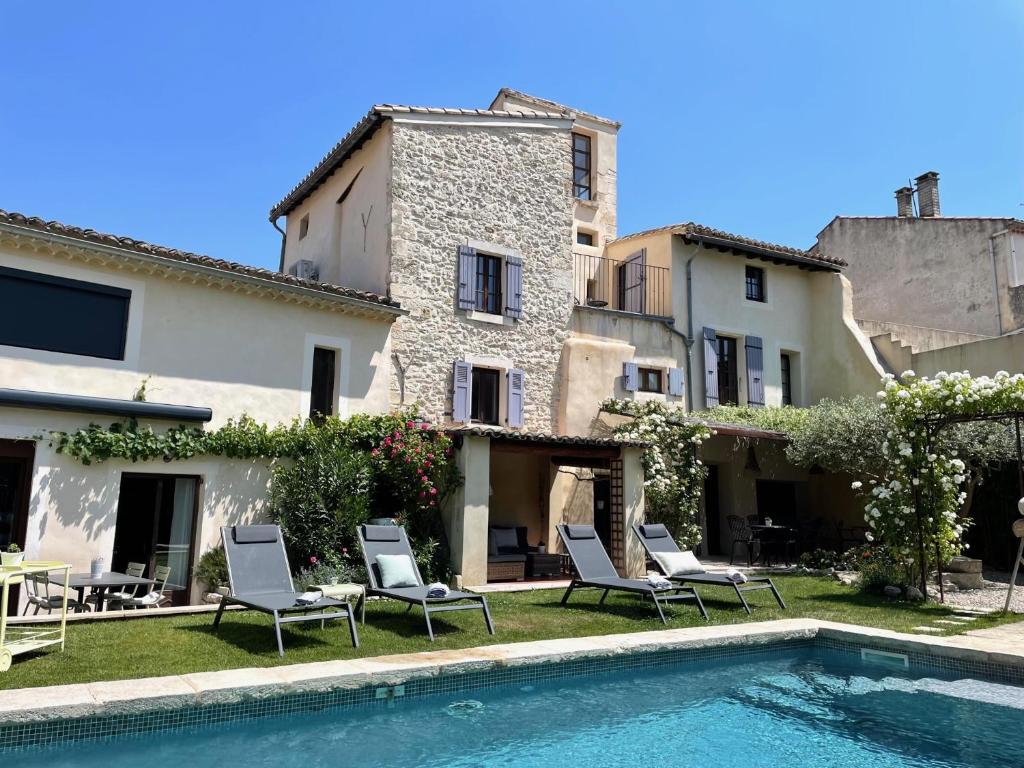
xmin=864 ymin=532 xmax=874 ymax=542
xmin=851 ymin=481 xmax=863 ymax=490
xmin=901 ymin=370 xmax=916 ymax=378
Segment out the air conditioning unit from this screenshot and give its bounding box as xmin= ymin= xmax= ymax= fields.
xmin=288 ymin=259 xmax=319 ymax=281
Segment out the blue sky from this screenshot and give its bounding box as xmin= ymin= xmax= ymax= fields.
xmin=2 ymin=1 xmax=1022 ymax=271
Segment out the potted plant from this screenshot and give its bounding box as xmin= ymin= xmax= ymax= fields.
xmin=1 ymin=543 xmax=24 ymax=568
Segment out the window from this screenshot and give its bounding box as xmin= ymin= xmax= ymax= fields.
xmin=716 ymin=336 xmax=739 ymax=405
xmin=572 ymin=133 xmax=592 ymax=200
xmin=745 ymin=265 xmax=765 ymax=302
xmin=470 ymin=367 xmax=500 ymax=425
xmin=299 ymin=214 xmax=310 ymax=240
xmin=0 ymin=266 xmax=130 ymax=360
xmin=475 ymin=253 xmax=503 ymax=315
xmin=309 ymin=347 xmax=337 ymax=422
xmin=638 ymin=367 xmax=663 ymax=393
xmin=780 ymin=353 xmax=793 ymax=406
xmin=576 ymin=230 xmax=594 ymax=247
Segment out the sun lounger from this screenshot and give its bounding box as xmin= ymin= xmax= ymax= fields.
xmin=632 ymin=523 xmax=786 ymax=614
xmin=556 ymin=524 xmax=707 ymax=623
xmin=356 ymin=524 xmax=495 ymax=641
xmin=213 ymin=524 xmax=359 ymax=656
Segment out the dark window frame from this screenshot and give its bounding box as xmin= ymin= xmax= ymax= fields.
xmin=637 ymin=367 xmax=663 ymax=393
xmin=470 ymin=367 xmax=501 ymax=425
xmin=0 ymin=265 xmax=131 ymax=360
xmin=299 ymin=214 xmax=310 ymax=240
xmin=572 ymin=132 xmax=592 ymax=200
xmin=716 ymin=336 xmax=739 ymax=405
xmin=474 ymin=252 xmax=503 ymax=315
xmin=780 ymin=353 xmax=793 ymax=406
xmin=745 ymin=265 xmax=766 ymax=302
xmin=576 ymin=230 xmax=595 ymax=246
xmin=309 ymin=346 xmax=337 ymax=422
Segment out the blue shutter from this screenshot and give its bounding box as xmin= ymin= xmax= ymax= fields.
xmin=507 ymin=368 xmax=525 ymax=427
xmin=505 ymin=255 xmax=523 ymax=319
xmin=623 ymin=361 xmax=639 ymax=392
xmin=452 ymin=360 xmax=472 ymax=422
xmin=745 ymin=336 xmax=765 ymax=407
xmin=668 ymin=367 xmax=684 ymax=397
xmin=457 ymin=245 xmax=476 ymax=310
xmin=703 ymin=327 xmax=719 ymax=408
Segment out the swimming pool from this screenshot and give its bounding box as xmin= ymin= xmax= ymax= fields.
xmin=9 ymin=642 xmax=1024 ymax=767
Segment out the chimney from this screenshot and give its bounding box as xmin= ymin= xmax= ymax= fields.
xmin=895 ymin=186 xmax=915 ymax=217
xmin=915 ymin=171 xmax=940 ymax=217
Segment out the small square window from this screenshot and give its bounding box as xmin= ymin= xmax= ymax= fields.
xmin=637 ymin=367 xmax=662 ymax=393
xmin=576 ymin=231 xmax=595 ymax=246
xmin=745 ymin=265 xmax=765 ymax=302
xmin=299 ymin=214 xmax=310 ymax=240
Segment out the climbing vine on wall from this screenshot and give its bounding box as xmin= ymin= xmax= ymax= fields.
xmin=601 ymin=399 xmax=712 ymax=549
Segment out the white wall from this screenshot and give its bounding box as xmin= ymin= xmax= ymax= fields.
xmin=282 ymin=123 xmax=392 ymax=295
xmin=0 ymin=246 xmax=394 ymax=427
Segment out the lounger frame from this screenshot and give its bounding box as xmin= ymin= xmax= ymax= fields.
xmin=357 ymin=524 xmax=495 ymax=641
xmin=556 ymin=524 xmax=707 ymax=624
xmin=632 ymin=523 xmax=786 ymax=614
xmin=214 ymin=525 xmax=359 ymax=657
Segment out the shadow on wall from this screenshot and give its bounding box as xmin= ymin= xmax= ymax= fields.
xmin=36 ymin=464 xmax=118 ymax=541
xmin=201 ymin=459 xmax=277 ymax=537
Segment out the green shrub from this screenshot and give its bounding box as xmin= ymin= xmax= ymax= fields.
xmin=194 ymin=546 xmax=228 ymax=590
xmin=856 ymin=546 xmax=913 ymax=594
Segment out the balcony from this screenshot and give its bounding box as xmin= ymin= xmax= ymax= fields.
xmin=572 ymin=252 xmax=671 ymax=319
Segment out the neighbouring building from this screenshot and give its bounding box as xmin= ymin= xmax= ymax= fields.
xmin=812 ymin=172 xmax=1024 ymax=382
xmin=0 ymin=210 xmax=401 ymax=607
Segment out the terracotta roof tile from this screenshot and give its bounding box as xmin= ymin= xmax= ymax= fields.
xmin=0 ymin=209 xmax=401 ymax=311
xmin=613 ymin=222 xmax=845 ymax=270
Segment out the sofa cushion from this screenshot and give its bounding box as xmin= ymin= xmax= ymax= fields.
xmin=653 ymin=550 xmax=705 ymax=577
xmin=487 ymin=553 xmax=527 ymax=563
xmin=490 ymin=527 xmax=519 ymax=553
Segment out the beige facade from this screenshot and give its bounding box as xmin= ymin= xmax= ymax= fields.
xmin=0 ymin=214 xmax=400 ymax=604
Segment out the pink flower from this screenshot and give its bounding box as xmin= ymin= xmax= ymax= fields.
xmin=429 ymin=486 xmax=438 ymax=496
xmin=371 ymin=449 xmax=380 ymax=457
xmin=310 ymin=556 xmax=318 ymax=564
xmin=421 ymin=475 xmax=429 ymax=483
xmin=341 ymin=547 xmax=348 ymax=555
xmin=406 ymin=421 xmax=415 ymax=429
xmin=383 ymin=437 xmax=392 ymax=447
xmin=423 ymin=460 xmax=432 ymax=468
xmin=417 ymin=468 xmax=424 ymax=475
xmin=420 ymin=423 xmax=429 ymax=430
xmin=419 ymin=491 xmax=426 ymax=498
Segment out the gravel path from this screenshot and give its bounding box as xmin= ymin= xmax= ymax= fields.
xmin=940 ymin=569 xmax=1024 ymax=613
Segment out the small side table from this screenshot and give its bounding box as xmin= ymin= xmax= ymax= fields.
xmin=308 ymin=582 xmax=365 ymax=624
xmin=526 ymin=552 xmax=562 ymax=579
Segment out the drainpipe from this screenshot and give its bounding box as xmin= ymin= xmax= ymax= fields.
xmin=990 ymin=234 xmax=1006 ymax=335
xmin=684 ymin=252 xmax=697 ymax=411
xmin=272 ymin=217 xmax=288 ymax=273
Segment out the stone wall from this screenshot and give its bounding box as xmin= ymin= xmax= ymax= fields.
xmin=388 ymin=121 xmax=575 ymax=431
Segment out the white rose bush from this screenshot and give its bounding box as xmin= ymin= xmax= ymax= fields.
xmin=601 ymin=399 xmax=713 ymax=549
xmin=864 ymin=370 xmax=1024 ymax=588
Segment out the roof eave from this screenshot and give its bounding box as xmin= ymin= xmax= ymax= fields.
xmin=679 ymin=232 xmax=845 ymax=271
xmin=0 ymin=219 xmax=406 ymax=319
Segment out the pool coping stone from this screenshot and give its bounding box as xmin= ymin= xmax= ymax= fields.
xmin=1 ymin=618 xmax=1022 ymax=725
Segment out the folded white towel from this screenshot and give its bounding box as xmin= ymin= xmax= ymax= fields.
xmin=645 ymin=573 xmax=672 ymax=590
xmin=426 ymin=582 xmax=450 ymax=598
xmin=296 ymin=590 xmax=323 ymax=605
xmin=725 ymin=569 xmax=748 ymax=584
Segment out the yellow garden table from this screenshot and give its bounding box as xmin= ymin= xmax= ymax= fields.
xmin=0 ymin=560 xmax=72 ymax=672
xmin=306 ymin=582 xmax=365 ymax=624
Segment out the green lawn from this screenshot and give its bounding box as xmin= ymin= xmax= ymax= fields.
xmin=2 ymin=575 xmax=1017 ymax=690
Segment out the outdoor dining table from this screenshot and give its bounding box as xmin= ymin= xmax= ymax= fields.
xmin=749 ymin=525 xmax=796 ymax=567
xmin=48 ymin=571 xmax=155 ymax=612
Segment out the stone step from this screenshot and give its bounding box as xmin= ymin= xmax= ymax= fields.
xmin=912 ymin=626 xmax=945 ymax=633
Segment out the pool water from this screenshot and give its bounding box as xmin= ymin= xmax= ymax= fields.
xmin=18 ymin=649 xmax=1024 ymax=767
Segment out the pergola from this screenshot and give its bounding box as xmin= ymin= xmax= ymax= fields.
xmin=916 ymin=410 xmax=1024 ymax=606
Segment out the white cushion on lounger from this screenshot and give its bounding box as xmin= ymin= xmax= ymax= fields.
xmin=376 ymin=554 xmax=419 ymax=588
xmin=652 ymin=550 xmax=706 ymax=576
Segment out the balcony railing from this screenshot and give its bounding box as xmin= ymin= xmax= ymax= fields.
xmin=572 ymin=252 xmax=671 ymax=318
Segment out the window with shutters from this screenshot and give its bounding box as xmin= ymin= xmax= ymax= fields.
xmin=572 ymin=132 xmax=592 ymax=200
xmin=716 ymin=337 xmax=739 ymax=405
xmin=470 ymin=367 xmax=501 ymax=425
xmin=637 ymin=367 xmax=663 ymax=393
xmin=309 ymin=347 xmax=337 ymax=423
xmin=475 ymin=254 xmax=503 ymax=315
xmin=780 ymin=353 xmax=793 ymax=406
xmin=745 ymin=265 xmax=765 ymax=302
